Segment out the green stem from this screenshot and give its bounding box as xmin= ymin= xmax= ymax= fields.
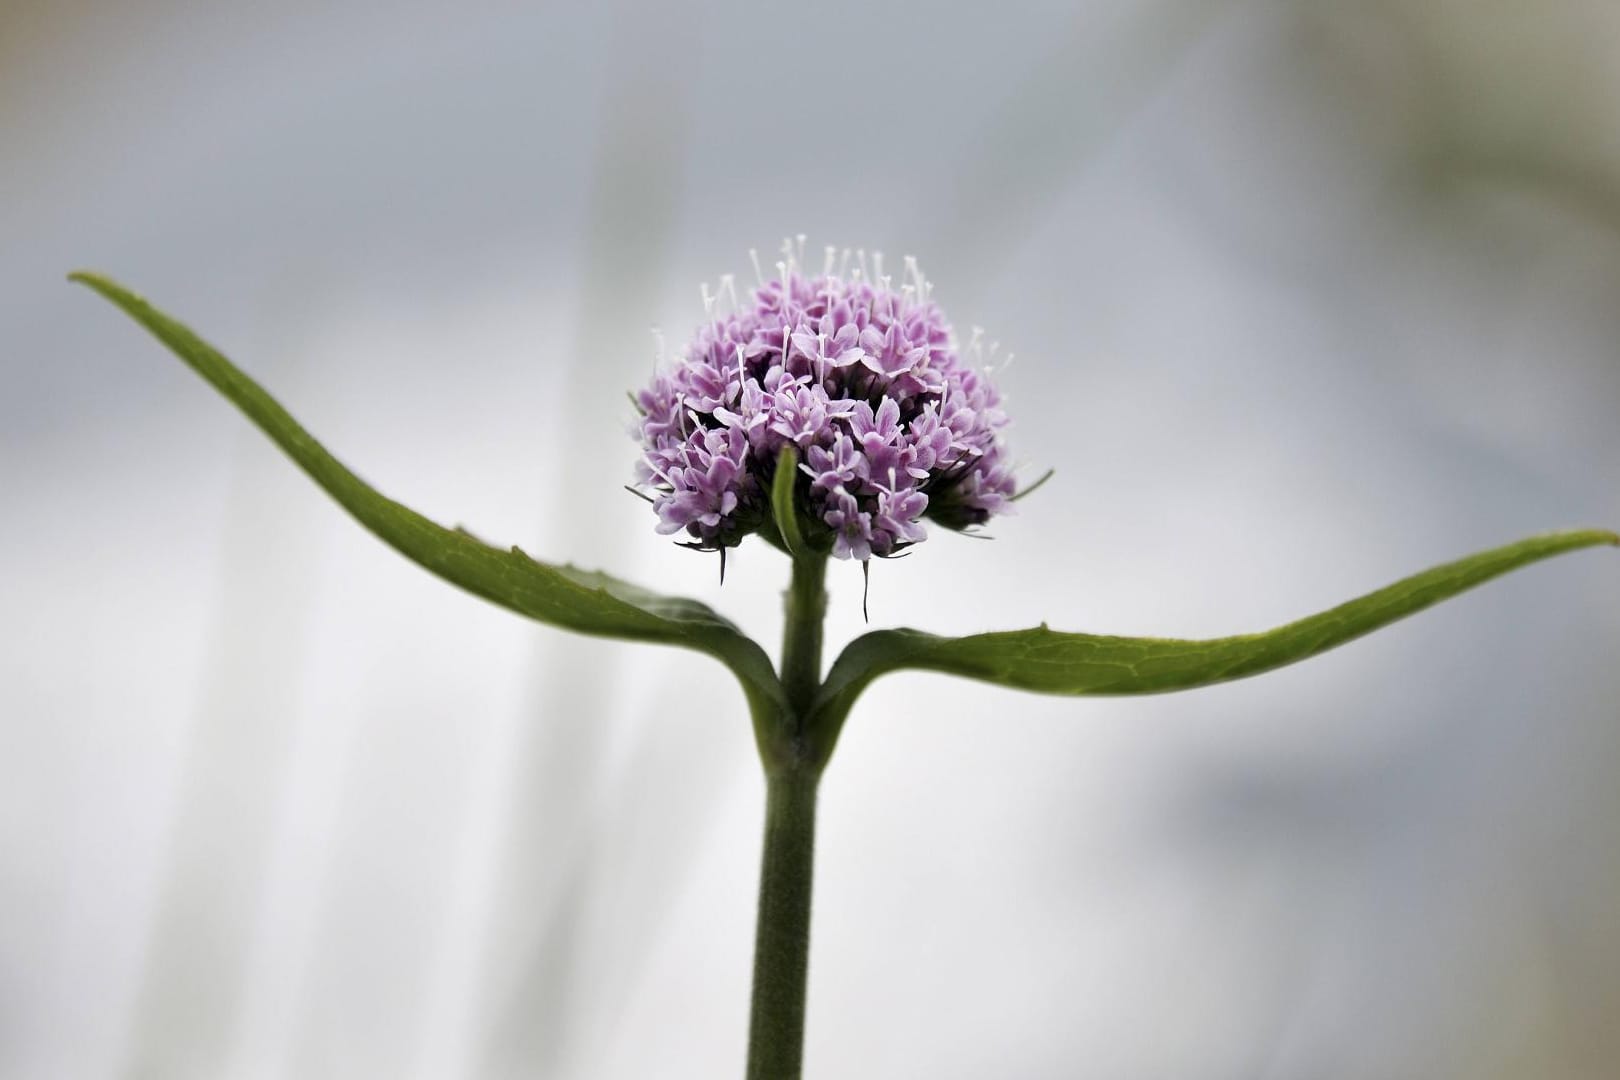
xmin=779 ymin=553 xmax=827 ymax=713
xmin=746 ymin=765 xmax=820 ymax=1079
xmin=746 ymin=552 xmax=829 ymax=1079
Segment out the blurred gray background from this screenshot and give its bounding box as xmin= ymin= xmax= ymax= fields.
xmin=4 ymin=1 xmax=1620 ymax=1077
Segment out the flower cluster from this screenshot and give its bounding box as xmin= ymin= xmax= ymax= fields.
xmin=632 ymin=243 xmax=1018 ymax=561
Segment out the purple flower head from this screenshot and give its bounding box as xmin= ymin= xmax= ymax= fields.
xmin=632 ymin=239 xmax=1021 ymax=559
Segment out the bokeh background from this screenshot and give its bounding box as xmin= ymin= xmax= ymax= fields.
xmin=5 ymin=1 xmax=1620 ymax=1077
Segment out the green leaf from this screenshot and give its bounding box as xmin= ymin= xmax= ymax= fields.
xmin=771 ymin=446 xmax=807 ymax=558
xmin=812 ymin=529 xmax=1617 ymax=733
xmin=71 ymin=271 xmax=783 ymax=711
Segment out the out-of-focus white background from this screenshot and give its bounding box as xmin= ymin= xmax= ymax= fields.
xmin=4 ymin=1 xmax=1620 ymax=1077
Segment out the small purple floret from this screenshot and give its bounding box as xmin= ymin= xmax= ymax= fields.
xmin=633 ymin=244 xmax=1018 ymax=559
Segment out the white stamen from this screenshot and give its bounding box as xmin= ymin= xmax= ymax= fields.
xmin=701 ymin=283 xmax=715 ymax=318
xmin=643 ymin=457 xmax=675 ymax=486
xmin=749 ymin=248 xmax=764 ymax=287
xmin=839 ymin=247 xmax=852 ymax=278
xmin=872 ymin=251 xmax=885 ymax=281
xmin=720 ymin=273 xmax=738 ymax=312
xmin=823 ymin=245 xmax=836 ymax=276
xmin=795 ymin=234 xmax=807 ymax=270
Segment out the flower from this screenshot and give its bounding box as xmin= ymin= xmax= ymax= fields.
xmin=632 ymin=240 xmax=1019 ymax=559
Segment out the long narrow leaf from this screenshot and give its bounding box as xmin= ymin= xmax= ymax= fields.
xmin=72 ymin=272 xmax=783 ymax=710
xmin=813 ymin=529 xmax=1616 ymax=731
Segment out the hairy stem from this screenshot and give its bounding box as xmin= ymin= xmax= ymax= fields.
xmin=746 ymin=764 xmax=820 ymax=1079
xmin=746 ymin=553 xmax=829 ymax=1078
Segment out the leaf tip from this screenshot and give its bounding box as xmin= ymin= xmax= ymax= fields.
xmin=67 ymin=270 xmax=125 ymax=304
xmin=1572 ymin=528 xmax=1620 ymax=549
